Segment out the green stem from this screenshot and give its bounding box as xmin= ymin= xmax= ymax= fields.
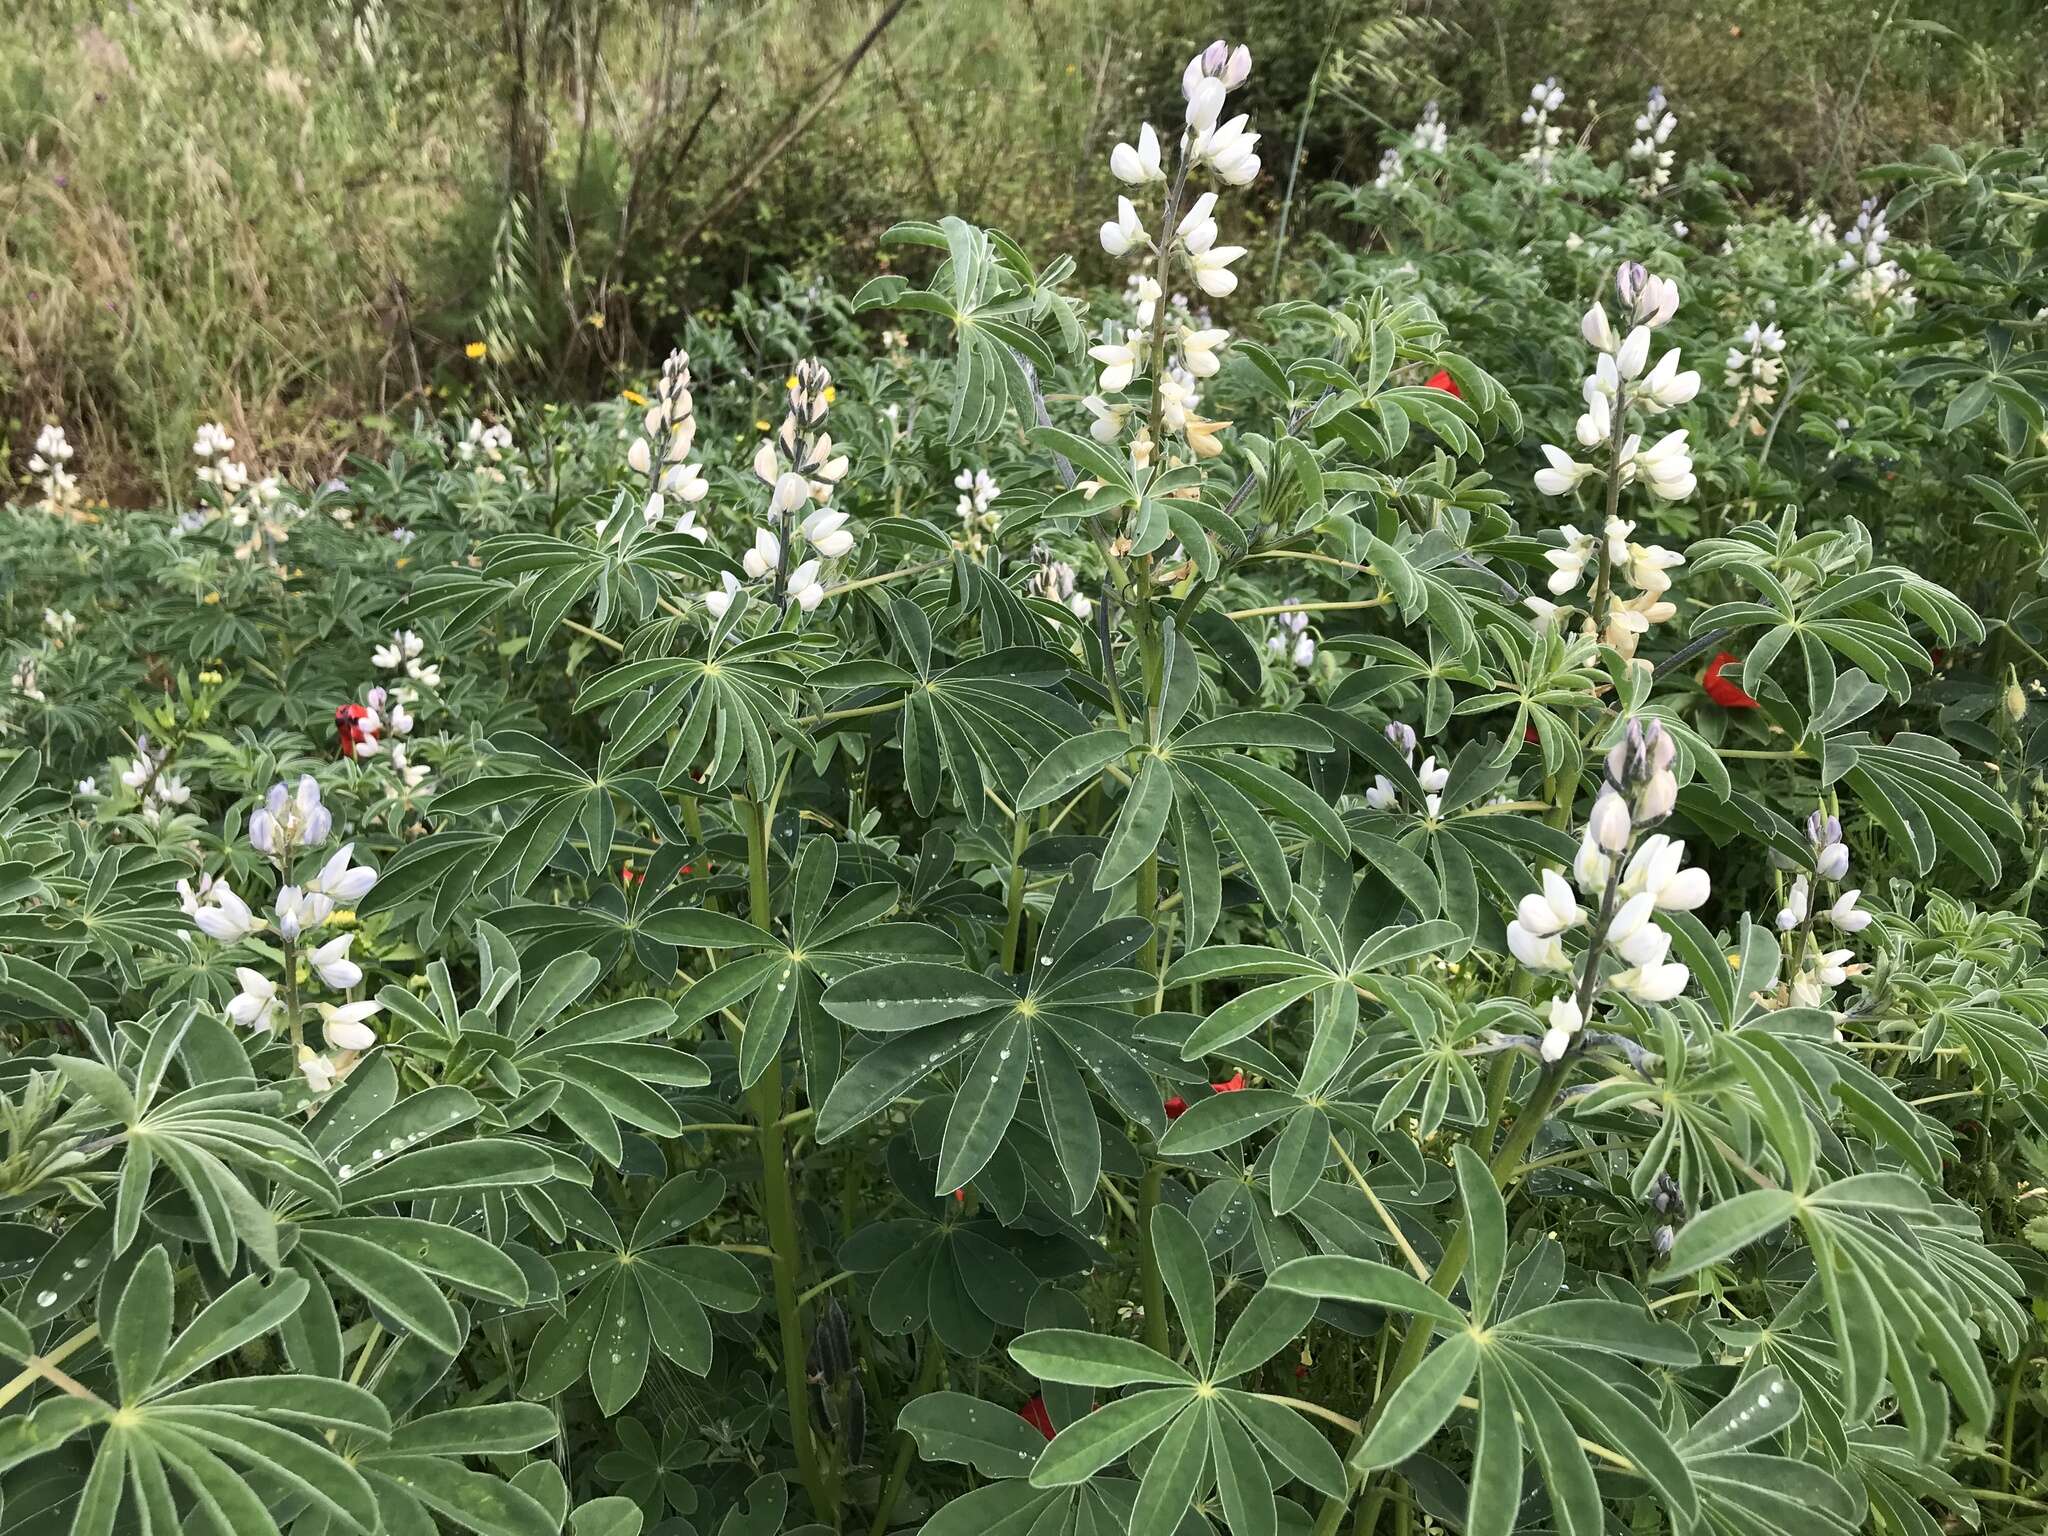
xmin=1323 ymin=1063 xmax=1569 ymax=1536
xmin=867 ymin=1336 xmax=945 ymax=1536
xmin=745 ymin=799 xmax=833 ymax=1523
xmin=0 ymin=1324 xmax=102 ymax=1409
xmin=1001 ymin=811 xmax=1030 ymax=972
xmin=1135 ymin=1162 xmax=1171 ymax=1356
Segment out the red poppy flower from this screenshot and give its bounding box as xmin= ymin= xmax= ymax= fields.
xmin=335 ymin=703 xmax=375 ymax=759
xmin=621 ymin=861 xmax=642 ymax=887
xmin=1212 ymin=1070 xmax=1247 ymax=1094
xmin=1163 ymin=1094 xmax=1190 ymax=1120
xmin=1701 ymin=652 xmax=1760 ymax=709
xmin=1019 ymin=1395 xmax=1056 ymax=1440
xmin=1424 ymin=369 xmax=1462 ymax=398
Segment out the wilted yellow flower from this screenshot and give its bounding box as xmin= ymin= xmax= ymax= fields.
xmin=465 ymin=341 xmax=488 ymax=360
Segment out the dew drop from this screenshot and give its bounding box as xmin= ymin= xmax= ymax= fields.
xmin=34 ymin=1291 xmax=57 ymax=1308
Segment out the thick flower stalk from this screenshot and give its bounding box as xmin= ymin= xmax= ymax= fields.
xmin=1529 ymin=262 xmax=1697 ymax=660
xmin=699 ymin=360 xmax=853 ymax=618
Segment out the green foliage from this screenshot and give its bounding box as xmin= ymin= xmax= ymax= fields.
xmin=5 ymin=39 xmax=2048 ymax=1536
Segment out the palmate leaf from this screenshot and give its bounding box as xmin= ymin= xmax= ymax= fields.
xmin=658 ymin=833 xmax=959 ymax=1100
xmin=1271 ymin=1250 xmax=1701 ymax=1533
xmin=854 ymin=217 xmax=1081 ymax=446
xmin=44 ymin=1006 xmax=334 ymax=1272
xmin=817 ymin=856 xmax=1164 ymax=1211
xmin=17 ymin=1247 xmax=396 ymax=1536
xmin=521 ymin=1171 xmax=758 ymax=1412
xmin=1010 ymin=1227 xmax=1336 ymax=1536
xmin=360 ymin=731 xmax=687 ymax=928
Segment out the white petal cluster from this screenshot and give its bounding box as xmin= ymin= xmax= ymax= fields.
xmin=620 ymin=350 xmax=711 ymax=541
xmin=1030 ymin=557 xmax=1094 ymax=621
xmin=1782 ymin=813 xmax=1874 ymax=1010
xmin=1518 ymin=76 xmax=1566 ymax=182
xmin=1628 ymin=85 xmax=1678 ymax=191
xmin=1361 ymin=723 xmax=1447 ymax=818
xmin=27 ymin=422 xmax=81 ymax=514
xmin=1267 ymin=609 xmax=1316 ymax=671
xmin=1725 ymin=320 xmax=1787 ymax=435
xmin=700 ymin=361 xmax=851 ymax=617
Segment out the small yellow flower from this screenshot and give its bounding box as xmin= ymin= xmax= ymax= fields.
xmin=202 ymin=592 xmax=221 ymax=605
xmin=622 ymin=389 xmax=650 ymax=407
xmin=198 ymin=669 xmax=223 ymax=685
xmin=1726 ymin=951 xmax=1742 ymax=968
xmin=585 ymin=312 xmax=605 ymax=329
xmin=395 ymin=557 xmax=410 ymax=569
xmin=754 ymin=419 xmax=772 ymax=432
xmin=785 ymin=374 xmax=799 ymax=390
xmin=465 ymin=341 xmax=488 ymax=360
xmin=823 ymin=385 xmax=836 ymax=404
xmin=329 ymin=909 xmax=357 ymax=928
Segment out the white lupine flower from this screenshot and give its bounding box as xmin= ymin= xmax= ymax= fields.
xmin=1815 ymin=840 xmax=1850 ymax=882
xmin=1111 ymin=122 xmax=1165 ymax=184
xmin=1082 ymin=396 xmax=1129 ymax=444
xmin=297 ymin=1046 xmax=340 ymax=1095
xmin=1827 ymin=889 xmax=1872 ymax=933
xmin=1196 ymin=113 xmax=1261 ymax=184
xmin=307 ymin=842 xmax=378 ymax=903
xmin=1187 ymin=237 xmax=1245 ymax=297
xmin=1409 ymin=101 xmax=1446 ymax=154
xmin=1290 ymin=632 xmax=1316 ymax=669
xmin=1524 ymin=596 xmax=1563 ymax=629
xmin=1515 ymin=869 xmax=1584 ymax=938
xmin=1178 ymin=192 xmax=1218 ymax=247
xmin=273 ymin=885 xmax=333 ymax=943
xmin=1588 ymin=790 xmax=1632 ymax=852
xmin=787 ymin=560 xmax=826 ymax=613
xmin=156 ymin=774 xmax=191 ymax=806
xmin=1614 ymin=326 xmax=1651 ymax=381
xmin=1544 ymin=525 xmax=1596 ymax=592
xmin=1611 ymin=958 xmax=1690 ymax=1003
xmin=1581 ymin=303 xmax=1616 ymax=353
xmin=1100 ymin=196 xmax=1148 ymax=257
xmin=1574 ymin=833 xmax=1611 ymax=894
xmin=1626 ymin=430 xmax=1696 ymax=500
xmin=249 ymin=776 xmax=331 ymax=856
xmin=744 ymin=528 xmax=781 ymax=581
xmin=627 ymin=437 xmax=653 ymax=476
xmin=1777 ymin=874 xmax=1811 ymax=931
xmin=1179 ymin=328 xmax=1229 ymax=378
xmin=803 ymin=508 xmax=856 ymax=560
xmin=372 ymin=630 xmax=423 ymax=669
xmin=1088 ymin=342 xmax=1140 ymax=393
xmin=1416 ymin=756 xmax=1449 ymax=795
xmin=769 ymin=471 xmax=812 ymax=519
xmin=227 ymin=968 xmax=281 ymax=1032
xmin=703 ymin=571 xmax=742 ymax=619
xmin=1365 ymin=776 xmax=1399 ymax=811
xmin=76 ymin=777 xmax=98 ymax=797
xmin=1185 ymin=75 xmax=1226 ymax=132
xmin=193 ymin=881 xmax=262 ymax=943
xmin=1622 ymin=540 xmax=1685 ymax=595
xmin=1534 ymin=445 xmax=1595 ymax=497
xmin=405 ymin=659 xmax=442 ymax=689
xmin=1507 ymin=920 xmax=1569 ymax=972
xmin=661 ymin=462 xmax=709 ymax=502
xmin=1129 ymin=275 xmax=1163 ymax=327
xmin=1540 ymin=995 xmax=1584 ymax=1062
xmin=320 ymin=1000 xmax=382 ymax=1053
xmin=193 ymin=422 xmax=234 ymax=458
xmin=1384 ymin=722 xmax=1418 ymax=760
xmin=309 ymin=932 xmax=363 ymax=989
xmin=1620 ymin=835 xmax=1710 ymax=910
xmin=1606 ymin=893 xmax=1672 ymax=968
xmin=119 ymin=757 xmax=153 ymax=791
xmin=1638 ymin=349 xmax=1700 ymax=409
